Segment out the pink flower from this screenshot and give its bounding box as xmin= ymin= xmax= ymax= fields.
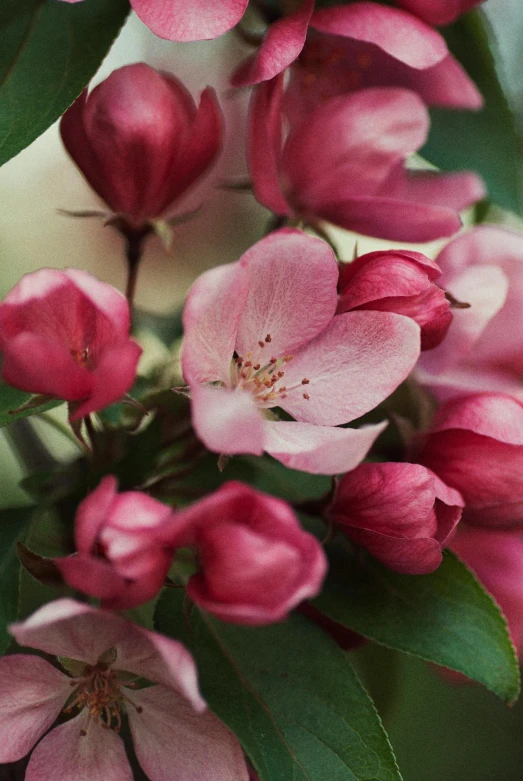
xmin=58 ymin=0 xmax=247 ymax=41
xmin=0 ymin=268 xmax=141 ymax=420
xmin=327 ymin=462 xmax=463 ymax=574
xmin=417 ymin=226 xmax=523 ymax=402
xmin=249 ymin=80 xmax=484 ymax=242
xmin=164 ymin=481 xmax=327 ymax=625
xmin=337 ymin=249 xmax=452 ymax=350
xmin=0 ymin=599 xmax=248 ymax=781
xmin=55 ymin=476 xmax=187 ymax=610
xmin=182 ymin=229 xmax=421 ymax=474
xmin=234 ymin=2 xmax=482 ymax=114
xmin=393 ymin=0 xmax=484 ymax=27
xmin=417 ymin=393 xmax=523 ymax=527
xmin=451 ymin=525 xmax=523 ymax=657
xmin=60 ymin=63 xmax=223 ymax=230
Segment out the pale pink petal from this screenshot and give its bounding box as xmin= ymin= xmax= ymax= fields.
xmin=236 ymin=230 xmax=339 ymax=358
xmin=247 ymin=76 xmax=292 ymax=215
xmin=401 ymin=171 xmax=486 ymax=210
xmin=282 ymin=89 xmax=429 ymax=207
xmin=191 ymin=385 xmax=265 ymax=456
xmin=436 ymin=225 xmax=523 ymax=285
xmin=279 ymin=311 xmax=420 ymax=426
xmin=25 ymin=710 xmax=132 ymax=781
xmin=232 ymin=0 xmax=314 ymax=86
xmin=62 ymin=268 xmax=131 ymax=336
xmin=130 ymin=0 xmax=249 ymax=42
xmin=182 ymin=263 xmax=249 ymax=386
xmin=310 ymin=3 xmax=448 ymax=69
xmin=0 ymin=656 xmax=71 ymax=763
xmin=108 ymin=491 xmax=173 ymax=532
xmin=428 ymin=393 xmax=523 ymax=445
xmin=264 ymin=420 xmax=387 ymax=474
xmin=311 ymin=194 xmax=462 ymax=242
xmin=128 ymin=686 xmax=249 ymax=781
xmin=75 ymin=475 xmax=118 ymax=552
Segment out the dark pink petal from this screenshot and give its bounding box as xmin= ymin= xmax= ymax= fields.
xmin=182 ymin=263 xmax=249 ymax=386
xmin=107 ymin=491 xmax=173 ymax=533
xmin=394 ymin=0 xmax=482 ymax=27
xmin=190 ymin=385 xmax=265 ymax=456
xmin=25 ymin=710 xmax=132 ymax=781
xmin=236 ymin=230 xmax=339 ymax=358
xmin=312 ymin=194 xmax=462 ymax=242
xmin=263 ymin=420 xmax=387 ymax=474
xmin=0 ymin=656 xmax=71 ymax=764
xmin=55 ymin=554 xmax=127 ymax=602
xmin=232 ymin=0 xmax=315 ymax=87
xmin=310 ymin=3 xmax=448 ymax=69
xmin=400 ymin=170 xmax=486 ymax=210
xmin=279 ymin=311 xmax=420 ymax=426
xmin=62 ymin=268 xmax=131 ymax=336
xmin=130 ymin=0 xmax=248 ymax=42
xmin=128 ymin=686 xmax=249 ymax=781
xmin=406 ymin=54 xmax=483 ymax=109
xmin=282 ymin=89 xmax=429 ymax=209
xmin=247 ymin=76 xmax=291 ymax=216
xmin=350 ymin=529 xmax=444 ymax=573
xmin=70 ymin=341 xmax=142 ymax=420
xmin=74 ymin=475 xmax=118 ymax=552
xmin=428 ymin=393 xmax=523 ymax=444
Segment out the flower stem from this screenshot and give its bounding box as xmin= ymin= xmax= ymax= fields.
xmin=120 ymin=225 xmax=152 ymax=324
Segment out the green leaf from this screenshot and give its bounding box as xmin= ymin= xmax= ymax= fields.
xmin=156 ymin=590 xmax=402 ymax=781
xmin=313 ymin=540 xmax=520 ymax=704
xmin=421 ymin=10 xmax=522 ymax=214
xmin=0 ymin=0 xmax=130 ymax=166
xmin=0 ymin=384 xmax=63 ymax=427
xmin=0 ymin=505 xmax=35 ymax=653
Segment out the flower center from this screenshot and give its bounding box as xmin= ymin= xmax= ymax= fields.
xmin=70 ymin=346 xmax=92 ymax=369
xmin=231 ymin=333 xmax=310 ymax=407
xmin=64 ymin=662 xmax=141 ymax=735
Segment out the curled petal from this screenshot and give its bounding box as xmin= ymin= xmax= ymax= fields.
xmin=190 ymin=385 xmax=265 ymax=456
xmin=130 ymin=0 xmax=249 ymax=41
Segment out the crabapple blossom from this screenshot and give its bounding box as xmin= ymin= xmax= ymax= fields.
xmin=417 ymin=393 xmax=523 ymax=527
xmin=234 ymin=1 xmax=482 ymax=115
xmin=327 ymin=462 xmax=463 ymax=574
xmin=55 ymin=476 xmax=186 ymax=610
xmin=417 ymin=226 xmax=523 ymax=402
xmin=0 ymin=268 xmax=141 ymax=420
xmin=182 ymin=229 xmax=421 ymax=474
xmin=0 ymin=599 xmax=248 ymax=781
xmin=163 ymin=481 xmax=327 ymax=625
xmin=249 ymin=81 xmax=484 ymax=242
xmin=394 ymin=0 xmax=485 ymax=26
xmin=60 ymin=63 xmax=223 ymax=231
xmin=337 ymin=250 xmax=452 ymax=350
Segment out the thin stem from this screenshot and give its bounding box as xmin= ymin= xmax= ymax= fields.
xmin=84 ymin=415 xmax=98 ymax=455
xmin=3 ymin=419 xmax=58 ymax=474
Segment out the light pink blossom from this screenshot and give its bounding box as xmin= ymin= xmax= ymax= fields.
xmin=55 ymin=476 xmax=186 ymax=610
xmin=394 ymin=0 xmax=484 ymax=27
xmin=182 ymin=229 xmax=421 ymax=474
xmin=249 ymin=80 xmax=484 ymax=242
xmin=0 ymin=268 xmax=141 ymax=420
xmin=0 ymin=599 xmax=248 ymax=781
xmin=61 ymin=64 xmax=223 ymax=230
xmin=163 ymin=481 xmax=327 ymax=625
xmin=337 ymin=249 xmax=452 ymax=350
xmin=327 ymin=462 xmax=463 ymax=573
xmin=417 ymin=393 xmax=523 ymax=527
xmin=417 ymin=226 xmax=523 ymax=402
xmin=234 ymin=2 xmax=482 ymax=114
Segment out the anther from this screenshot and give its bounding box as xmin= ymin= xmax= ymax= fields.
xmin=303 ymin=393 xmax=310 ymax=400
xmin=258 ymin=341 xmax=265 ymax=348
xmin=301 ymin=378 xmax=310 ymax=385
xmin=269 ymin=357 xmax=277 ymax=364
xmin=265 ymin=334 xmax=272 ymax=343
xmin=253 ymin=364 xmax=260 ymax=370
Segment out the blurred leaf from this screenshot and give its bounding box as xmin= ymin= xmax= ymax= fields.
xmin=0 ymin=0 xmax=129 ymax=166
xmin=0 ymin=506 xmax=35 ymax=653
xmin=314 ymin=540 xmax=520 ymax=704
xmin=0 ymin=385 xmax=62 ymax=428
xmin=133 ymin=308 xmax=184 ymax=346
xmin=422 ymin=10 xmax=522 ymax=214
xmin=156 ymin=590 xmax=402 ymax=781
xmin=16 ymin=541 xmax=63 ymax=587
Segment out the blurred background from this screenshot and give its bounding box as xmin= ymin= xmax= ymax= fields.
xmin=1 ymin=1 xmax=523 ymax=777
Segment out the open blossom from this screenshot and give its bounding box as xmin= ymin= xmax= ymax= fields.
xmin=393 ymin=0 xmax=484 ymax=26
xmin=327 ymin=462 xmax=463 ymax=574
xmin=0 ymin=599 xmax=248 ymax=781
xmin=417 ymin=226 xmax=523 ymax=402
xmin=182 ymin=229 xmax=421 ymax=474
xmin=58 ymin=0 xmax=247 ymax=41
xmin=60 ymin=64 xmax=223 ymax=230
xmin=234 ymin=1 xmax=482 ymax=116
xmin=165 ymin=481 xmax=327 ymax=625
xmin=452 ymin=525 xmax=523 ymax=657
xmin=249 ymin=80 xmax=484 ymax=242
xmin=417 ymin=393 xmax=523 ymax=527
xmin=337 ymin=250 xmax=452 ymax=350
xmin=0 ymin=268 xmax=141 ymax=420
xmin=55 ymin=476 xmax=184 ymax=610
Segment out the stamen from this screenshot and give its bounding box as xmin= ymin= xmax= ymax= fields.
xmin=303 ymin=393 xmax=310 ymax=400
xmin=258 ymin=341 xmax=265 ymax=348
xmin=301 ymin=378 xmax=310 ymax=385
xmin=265 ymin=334 xmax=272 ymax=343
